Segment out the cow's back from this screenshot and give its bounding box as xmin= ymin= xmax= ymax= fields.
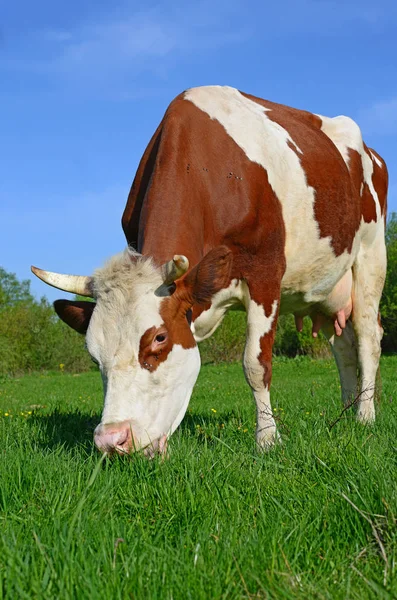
xmin=122 ymin=86 xmax=386 ymax=305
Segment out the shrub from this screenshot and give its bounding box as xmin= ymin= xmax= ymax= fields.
xmin=199 ymin=310 xmax=246 ymax=364
xmin=0 ymin=292 xmax=92 ymax=376
xmin=380 ymin=213 xmax=397 ymax=352
xmin=199 ymin=311 xmax=330 ymax=364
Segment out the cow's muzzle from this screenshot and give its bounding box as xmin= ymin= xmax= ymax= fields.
xmin=94 ymin=422 xmax=168 ymax=458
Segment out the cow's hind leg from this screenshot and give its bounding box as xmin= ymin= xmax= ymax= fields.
xmin=351 ymin=235 xmax=386 ymax=422
xmin=243 ymin=283 xmax=281 ymax=449
xmin=321 ymin=320 xmax=358 ymax=407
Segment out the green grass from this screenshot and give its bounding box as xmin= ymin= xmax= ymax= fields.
xmin=0 ymin=357 xmax=397 ymax=599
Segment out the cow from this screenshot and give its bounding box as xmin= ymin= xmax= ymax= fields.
xmin=32 ymin=85 xmax=388 ymax=457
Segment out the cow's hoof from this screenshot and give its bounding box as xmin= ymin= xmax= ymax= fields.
xmin=357 ymin=404 xmax=375 ymax=424
xmin=256 ymin=430 xmax=281 ymax=451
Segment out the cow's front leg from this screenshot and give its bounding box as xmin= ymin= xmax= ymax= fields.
xmin=243 ymin=288 xmax=280 ymax=450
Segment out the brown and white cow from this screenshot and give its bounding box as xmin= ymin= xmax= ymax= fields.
xmin=32 ymin=85 xmax=388 ymax=456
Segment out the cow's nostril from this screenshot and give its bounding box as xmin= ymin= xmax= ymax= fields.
xmin=94 ymin=427 xmax=131 ymax=453
xmin=115 ymin=430 xmax=129 ymax=447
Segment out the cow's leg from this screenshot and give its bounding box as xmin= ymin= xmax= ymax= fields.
xmin=243 ymin=285 xmax=280 ymax=449
xmin=321 ymin=320 xmax=358 ymax=407
xmin=351 ymin=238 xmax=386 ymax=423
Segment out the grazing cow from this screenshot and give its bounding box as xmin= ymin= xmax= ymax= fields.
xmin=32 ymin=86 xmax=388 ymax=456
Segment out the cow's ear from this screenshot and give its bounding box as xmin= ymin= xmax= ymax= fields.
xmin=182 ymin=246 xmax=233 ymax=305
xmin=54 ymin=300 xmax=96 ymax=334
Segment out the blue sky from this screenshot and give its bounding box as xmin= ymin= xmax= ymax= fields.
xmin=1 ymin=0 xmax=396 ymax=302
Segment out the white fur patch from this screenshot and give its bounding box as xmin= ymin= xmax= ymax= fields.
xmin=98 ymin=345 xmax=200 ymax=447
xmin=192 ymin=278 xmax=246 ymax=342
xmin=369 ymin=149 xmax=382 ymax=168
xmin=254 ymin=386 xmax=279 ymax=448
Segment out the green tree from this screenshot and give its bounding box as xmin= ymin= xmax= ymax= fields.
xmin=0 ymin=267 xmax=33 ymax=308
xmin=380 ymin=213 xmax=397 ymax=351
xmin=74 ymin=294 xmax=95 ymax=303
xmin=0 ymin=267 xmax=92 ymax=375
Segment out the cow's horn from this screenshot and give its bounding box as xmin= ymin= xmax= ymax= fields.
xmin=161 ymin=255 xmax=189 ymax=284
xmin=31 ymin=266 xmax=93 ymax=297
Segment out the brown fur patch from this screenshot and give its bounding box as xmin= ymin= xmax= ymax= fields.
xmin=138 ymin=301 xmax=196 ymax=372
xmin=138 ymin=325 xmax=174 ymax=371
xmin=260 ymin=359 xmax=273 ymax=388
xmin=138 ymin=247 xmax=234 ymax=372
xmin=181 ymin=246 xmax=233 ymax=304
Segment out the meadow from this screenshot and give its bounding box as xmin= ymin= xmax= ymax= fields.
xmin=0 ymin=356 xmax=397 ymax=599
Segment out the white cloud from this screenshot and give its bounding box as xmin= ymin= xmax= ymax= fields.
xmin=357 ymin=96 xmax=397 ymax=136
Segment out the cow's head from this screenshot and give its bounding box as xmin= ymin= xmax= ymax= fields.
xmin=31 ymin=247 xmax=232 ymax=457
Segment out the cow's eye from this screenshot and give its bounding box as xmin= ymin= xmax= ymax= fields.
xmin=155 ymin=334 xmax=166 ymax=343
